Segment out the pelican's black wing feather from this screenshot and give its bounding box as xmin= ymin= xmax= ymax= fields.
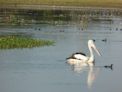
xmin=73 ymin=52 xmax=86 ymax=56
xmin=66 ymin=52 xmax=86 ymax=60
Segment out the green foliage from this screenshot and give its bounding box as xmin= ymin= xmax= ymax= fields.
xmin=0 ymin=36 xmax=54 ymax=49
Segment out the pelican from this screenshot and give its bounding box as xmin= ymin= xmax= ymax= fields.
xmin=66 ymin=40 xmax=101 ymax=65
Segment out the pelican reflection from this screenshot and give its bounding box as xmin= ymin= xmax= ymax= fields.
xmin=69 ymin=63 xmax=99 ymax=88
xmin=87 ymin=65 xmax=99 ymax=88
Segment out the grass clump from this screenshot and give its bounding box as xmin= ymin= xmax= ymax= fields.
xmin=0 ymin=36 xmax=54 ymax=49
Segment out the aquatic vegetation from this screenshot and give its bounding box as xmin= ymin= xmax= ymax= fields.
xmin=0 ymin=36 xmax=54 ymax=49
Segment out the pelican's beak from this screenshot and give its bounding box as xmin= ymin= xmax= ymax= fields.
xmin=92 ymin=43 xmax=101 ymax=56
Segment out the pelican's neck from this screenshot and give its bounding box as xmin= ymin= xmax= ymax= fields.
xmin=88 ymin=44 xmax=94 ymax=63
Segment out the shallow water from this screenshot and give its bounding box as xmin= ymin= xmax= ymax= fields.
xmin=0 ymin=17 xmax=122 ymax=92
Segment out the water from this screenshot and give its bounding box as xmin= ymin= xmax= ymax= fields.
xmin=0 ymin=17 xmax=122 ymax=92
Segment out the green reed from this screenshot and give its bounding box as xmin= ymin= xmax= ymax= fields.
xmin=0 ymin=36 xmax=54 ymax=49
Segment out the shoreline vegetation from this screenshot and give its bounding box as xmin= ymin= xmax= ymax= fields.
xmin=0 ymin=8 xmax=121 ymax=26
xmin=0 ymin=36 xmax=54 ymax=49
xmin=0 ymin=0 xmax=121 ymax=26
xmin=0 ymin=1 xmax=121 ymax=27
xmin=0 ymin=0 xmax=122 ymax=9
xmin=0 ymin=5 xmax=122 ymax=11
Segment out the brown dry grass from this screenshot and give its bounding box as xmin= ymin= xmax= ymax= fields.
xmin=0 ymin=0 xmax=122 ymax=8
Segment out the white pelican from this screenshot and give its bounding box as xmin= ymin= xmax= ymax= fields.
xmin=66 ymin=40 xmax=101 ymax=65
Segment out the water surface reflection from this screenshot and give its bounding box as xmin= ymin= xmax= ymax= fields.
xmin=0 ymin=10 xmax=122 ymax=92
xmin=68 ymin=62 xmax=100 ymax=89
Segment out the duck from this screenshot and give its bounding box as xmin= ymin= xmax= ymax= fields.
xmin=104 ymin=64 xmax=113 ymax=70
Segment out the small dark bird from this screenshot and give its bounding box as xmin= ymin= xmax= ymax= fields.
xmin=38 ymin=28 xmax=41 ymax=31
xmin=59 ymin=30 xmax=64 ymax=32
xmin=93 ymin=39 xmax=95 ymax=42
xmin=104 ymin=64 xmax=113 ymax=70
xmin=116 ymin=28 xmax=118 ymax=31
xmin=102 ymin=38 xmax=107 ymax=42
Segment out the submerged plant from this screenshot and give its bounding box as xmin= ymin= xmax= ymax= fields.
xmin=0 ymin=36 xmax=54 ymax=49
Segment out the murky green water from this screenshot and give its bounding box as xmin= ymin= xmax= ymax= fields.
xmin=0 ymin=14 xmax=122 ymax=92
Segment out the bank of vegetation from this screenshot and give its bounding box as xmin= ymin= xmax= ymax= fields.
xmin=0 ymin=9 xmax=121 ymax=26
xmin=0 ymin=0 xmax=122 ymax=8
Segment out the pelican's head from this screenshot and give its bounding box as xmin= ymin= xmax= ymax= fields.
xmin=88 ymin=40 xmax=101 ymax=56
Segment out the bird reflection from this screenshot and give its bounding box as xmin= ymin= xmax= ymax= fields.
xmin=69 ymin=63 xmax=99 ymax=88
xmin=87 ymin=65 xmax=99 ymax=88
